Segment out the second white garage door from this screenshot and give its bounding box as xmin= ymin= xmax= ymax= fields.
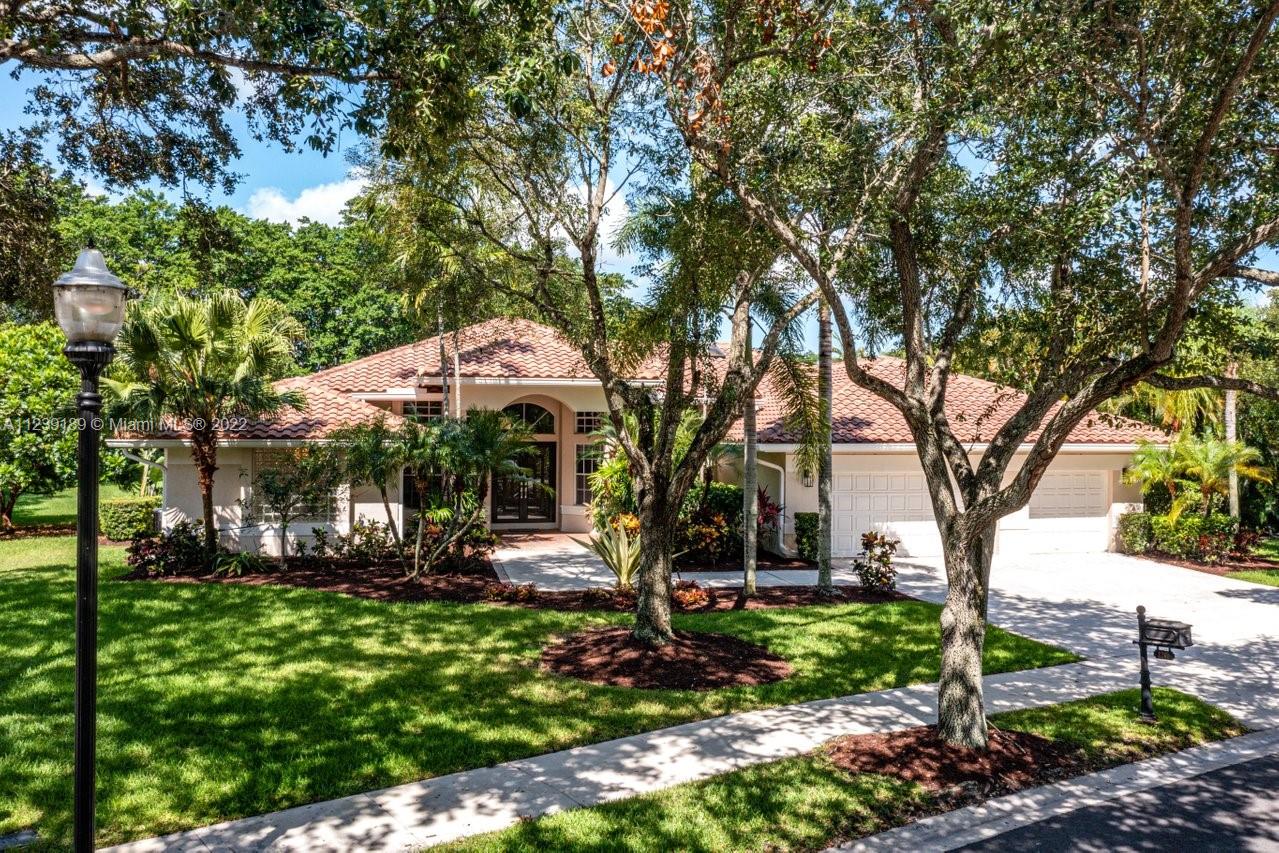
xmin=831 ymin=472 xmax=942 ymax=558
xmin=1018 ymin=470 xmax=1112 ymax=553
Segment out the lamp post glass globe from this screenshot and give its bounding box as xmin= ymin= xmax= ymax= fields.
xmin=53 ymin=248 xmax=127 ymax=344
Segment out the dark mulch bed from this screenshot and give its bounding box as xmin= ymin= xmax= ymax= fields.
xmin=675 ymin=552 xmax=818 ymax=572
xmin=130 ymin=556 xmax=910 ymax=611
xmin=540 ymin=626 xmax=793 ymax=690
xmin=128 ymin=560 xmax=503 ymax=604
xmin=1137 ymin=552 xmax=1279 ymax=576
xmin=826 ymin=724 xmax=1087 ymax=800
xmin=0 ymin=523 xmax=77 ymax=540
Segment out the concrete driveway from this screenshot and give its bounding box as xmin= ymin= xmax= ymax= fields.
xmin=491 ymin=533 xmax=860 ymax=591
xmin=893 ymin=552 xmax=1279 ymax=729
xmin=492 ymin=535 xmax=1279 ymax=725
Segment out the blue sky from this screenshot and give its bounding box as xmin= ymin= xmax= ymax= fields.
xmin=0 ymin=73 xmax=363 ymax=225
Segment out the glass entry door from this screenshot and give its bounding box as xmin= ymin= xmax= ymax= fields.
xmin=491 ymin=442 xmax=556 ymax=524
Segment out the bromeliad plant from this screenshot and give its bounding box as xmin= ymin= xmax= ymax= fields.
xmin=575 ymin=522 xmax=642 ymax=590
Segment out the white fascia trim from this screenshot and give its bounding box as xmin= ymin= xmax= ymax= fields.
xmin=752 ymin=442 xmax=1156 ymax=453
xmin=106 ymin=438 xmax=325 ymax=449
xmin=456 ymin=377 xmax=661 ymax=387
xmin=350 ymin=390 xmax=417 ymax=401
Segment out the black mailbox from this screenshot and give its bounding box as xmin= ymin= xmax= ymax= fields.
xmin=1134 ymin=605 xmax=1194 ymax=721
xmin=1141 ymin=618 xmax=1193 ymax=650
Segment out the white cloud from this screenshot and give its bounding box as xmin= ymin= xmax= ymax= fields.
xmin=245 ymin=176 xmax=368 ymax=227
xmin=557 ymin=179 xmax=635 ymax=275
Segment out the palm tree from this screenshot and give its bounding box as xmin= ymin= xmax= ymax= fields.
xmin=1107 ymin=382 xmax=1222 ymax=434
xmin=400 ymin=408 xmax=531 ymax=576
xmin=816 ymin=299 xmax=834 ymax=594
xmin=106 ymin=291 xmax=304 ymax=550
xmin=1124 ymin=439 xmax=1184 ymax=507
xmin=1176 ymin=438 xmax=1272 ymax=517
xmin=333 ymin=417 xmax=408 ymax=569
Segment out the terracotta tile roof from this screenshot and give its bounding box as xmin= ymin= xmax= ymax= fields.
xmin=307 ymin=317 xmax=667 ymax=393
xmin=114 ymin=376 xmax=404 ymax=442
xmin=734 ymin=355 xmax=1165 ymax=446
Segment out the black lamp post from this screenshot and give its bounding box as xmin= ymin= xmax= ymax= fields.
xmin=53 ymin=246 xmax=128 ymax=853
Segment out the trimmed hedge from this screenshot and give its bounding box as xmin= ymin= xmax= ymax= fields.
xmin=1117 ymin=512 xmax=1153 ymax=555
xmin=100 ymin=496 xmax=161 ymax=541
xmin=794 ymin=512 xmax=819 ymax=560
xmin=1150 ymin=513 xmax=1238 ymax=564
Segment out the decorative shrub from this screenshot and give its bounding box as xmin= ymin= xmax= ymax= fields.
xmin=330 ymin=519 xmax=399 ymax=564
xmin=678 ymin=512 xmax=737 ymax=564
xmin=683 ymin=482 xmax=744 ymax=522
xmin=1117 ymin=512 xmax=1153 ymax=555
xmin=126 ymin=521 xmax=211 ymax=576
xmin=582 ymin=586 xmax=636 ymax=608
xmin=756 ymin=487 xmax=782 ymax=548
xmin=672 ymin=579 xmax=712 ymax=611
xmin=1151 ymin=514 xmax=1238 ymax=564
xmin=794 ymin=512 xmax=819 ymax=560
xmin=854 ymin=531 xmax=899 ymax=593
xmin=482 ymin=582 xmax=539 ymax=603
xmin=1234 ymin=527 xmax=1264 ymax=557
xmin=211 ymin=549 xmax=269 ymax=577
xmin=100 ymin=496 xmax=161 ymax=541
xmin=609 ymin=512 xmax=641 ymax=537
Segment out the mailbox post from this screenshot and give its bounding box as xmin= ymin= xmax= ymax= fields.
xmin=1134 ymin=605 xmax=1194 ymax=722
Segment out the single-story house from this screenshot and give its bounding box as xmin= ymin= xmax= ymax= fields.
xmin=108 ymin=318 xmax=1163 ymax=558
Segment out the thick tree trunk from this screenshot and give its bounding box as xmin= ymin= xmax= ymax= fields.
xmin=817 ymin=301 xmax=834 ymax=592
xmin=190 ymin=431 xmax=219 ymax=551
xmin=634 ymin=481 xmax=676 ymax=644
xmin=936 ymin=530 xmax=994 ymax=748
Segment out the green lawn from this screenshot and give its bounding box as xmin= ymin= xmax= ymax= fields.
xmin=0 ymin=535 xmax=1075 ymax=849
xmin=1228 ymin=568 xmax=1279 ymax=587
xmin=1225 ymin=537 xmax=1279 ymax=587
xmin=11 ymin=484 xmax=133 ymax=528
xmin=446 ymin=688 xmax=1245 ymax=852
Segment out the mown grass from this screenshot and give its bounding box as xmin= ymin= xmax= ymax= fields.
xmin=11 ymin=484 xmax=132 ymax=528
xmin=0 ymin=535 xmax=1075 ymax=849
xmin=446 ymin=688 xmax=1245 ymax=853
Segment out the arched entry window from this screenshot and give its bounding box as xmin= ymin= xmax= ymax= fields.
xmin=503 ymin=403 xmax=555 ymax=434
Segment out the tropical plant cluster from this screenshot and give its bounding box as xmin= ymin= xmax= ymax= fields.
xmin=1118 ymin=512 xmax=1243 ymax=566
xmin=1126 ymin=437 xmax=1272 ymax=523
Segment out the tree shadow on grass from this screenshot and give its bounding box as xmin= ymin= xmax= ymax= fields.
xmin=0 ymin=553 xmax=1068 ymax=849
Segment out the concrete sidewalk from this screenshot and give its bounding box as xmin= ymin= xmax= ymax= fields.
xmin=103 ymin=660 xmax=1132 ymax=852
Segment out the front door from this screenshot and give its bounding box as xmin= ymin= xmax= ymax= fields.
xmin=492 ymin=442 xmax=556 ymax=524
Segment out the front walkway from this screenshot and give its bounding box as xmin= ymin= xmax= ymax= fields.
xmin=106 ymin=550 xmax=1279 ymax=851
xmin=492 ymin=533 xmax=860 ymax=590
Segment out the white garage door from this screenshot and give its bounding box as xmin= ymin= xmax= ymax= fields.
xmin=832 ymin=472 xmax=942 ymax=558
xmin=1021 ymin=471 xmax=1111 ymax=553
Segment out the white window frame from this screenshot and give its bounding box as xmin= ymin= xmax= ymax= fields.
xmin=249 ymin=449 xmax=340 ymax=525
